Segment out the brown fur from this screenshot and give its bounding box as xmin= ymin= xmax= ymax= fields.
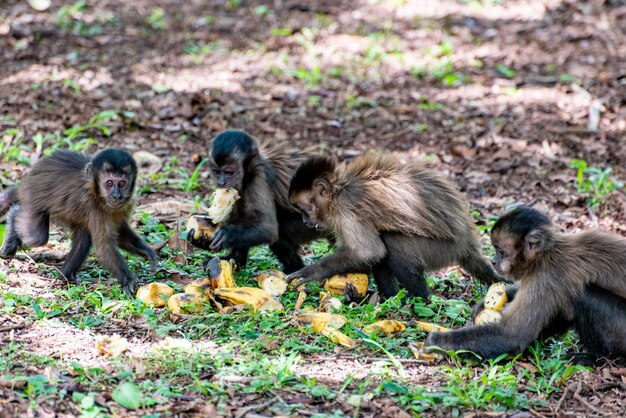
xmin=426 ymin=206 xmax=626 ymax=360
xmin=288 ymin=151 xmax=500 ymax=299
xmin=0 ymin=149 xmax=156 ymax=296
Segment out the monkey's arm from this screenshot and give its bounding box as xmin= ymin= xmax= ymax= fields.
xmin=288 ymin=219 xmax=386 ymax=285
xmin=91 ymin=221 xmax=136 ymax=296
xmin=118 ymin=223 xmax=159 ymax=268
xmin=427 ymin=293 xmax=551 ymax=359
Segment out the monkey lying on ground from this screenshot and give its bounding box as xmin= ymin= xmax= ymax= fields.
xmin=0 ymin=148 xmax=157 ymax=296
xmin=426 ymin=207 xmax=626 ymax=360
xmin=187 ymin=130 xmax=325 ymax=273
xmin=287 ymin=151 xmax=500 ymax=300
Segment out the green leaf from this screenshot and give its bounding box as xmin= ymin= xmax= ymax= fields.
xmin=112 ymin=382 xmax=143 ymax=410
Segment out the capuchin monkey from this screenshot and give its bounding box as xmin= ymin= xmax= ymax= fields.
xmin=187 ymin=130 xmax=325 ymax=272
xmin=0 ymin=148 xmax=157 ymax=296
xmin=287 ymin=151 xmax=500 ymax=300
xmin=426 ymin=207 xmax=626 ymax=360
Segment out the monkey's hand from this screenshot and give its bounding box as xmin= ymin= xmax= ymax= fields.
xmin=209 ymin=227 xmax=234 ymax=252
xmin=286 ymin=265 xmax=325 ymax=289
xmin=123 ymin=277 xmax=137 ymax=298
xmin=186 ymin=228 xmax=213 ymax=251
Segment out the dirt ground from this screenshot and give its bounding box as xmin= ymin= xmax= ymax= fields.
xmin=1 ymin=0 xmax=626 ymax=416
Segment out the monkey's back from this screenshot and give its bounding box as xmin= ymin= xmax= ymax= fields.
xmin=333 ymin=151 xmax=474 ymax=240
xmin=260 ymin=141 xmax=308 ymax=212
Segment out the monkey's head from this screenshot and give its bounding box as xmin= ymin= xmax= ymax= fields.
xmin=490 ymin=206 xmax=553 ymax=279
xmin=209 ymin=130 xmax=258 ymax=193
xmin=89 ymin=148 xmax=137 ymax=209
xmin=289 ymin=156 xmax=337 ymax=231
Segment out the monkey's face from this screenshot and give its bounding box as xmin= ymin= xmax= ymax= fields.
xmin=291 ymin=190 xmax=328 ymax=231
xmin=491 ymin=231 xmax=534 ymax=280
xmin=210 ymin=161 xmax=243 ymax=192
xmin=99 ymin=172 xmax=134 ymax=208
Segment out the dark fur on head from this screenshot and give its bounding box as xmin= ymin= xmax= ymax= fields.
xmin=492 ymin=206 xmax=551 ymax=237
xmin=92 ymin=148 xmax=137 ymax=174
xmin=289 ymin=156 xmax=337 ymax=197
xmin=211 ymin=130 xmax=258 ymax=167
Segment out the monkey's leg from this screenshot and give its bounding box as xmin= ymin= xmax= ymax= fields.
xmin=270 ymin=239 xmax=304 ymax=274
xmin=15 ymin=207 xmax=49 ymax=248
xmin=61 ymin=228 xmax=92 ymax=283
xmin=118 ymin=223 xmax=158 ymax=267
xmin=574 ymin=285 xmax=626 ymax=359
xmin=372 ymin=258 xmax=401 ymax=299
xmin=459 ymin=249 xmax=502 ymax=285
xmin=93 ymin=235 xmax=136 ymax=296
xmin=0 ymin=204 xmax=22 ymax=258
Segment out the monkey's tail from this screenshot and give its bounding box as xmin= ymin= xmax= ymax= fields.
xmin=459 ymin=253 xmax=502 ymax=285
xmin=0 ymin=187 xmax=18 ymax=217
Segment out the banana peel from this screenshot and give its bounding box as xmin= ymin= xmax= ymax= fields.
xmin=296 ymin=312 xmax=348 ymax=332
xmin=362 ymin=320 xmax=406 ymax=335
xmin=136 ymin=282 xmax=174 ymax=307
xmin=186 ymin=215 xmax=217 ymax=241
xmin=414 ymin=321 xmax=450 ymax=333
xmin=293 ymin=285 xmax=308 ymax=311
xmin=409 ymin=342 xmax=442 ymax=362
xmin=319 ymin=292 xmax=342 ymax=312
xmin=167 ymin=293 xmax=207 ymax=314
xmin=323 ymin=273 xmax=368 ymax=298
xmin=320 ymin=327 xmax=356 ymax=348
xmin=207 ymin=257 xmax=237 ymax=289
xmin=255 ymin=270 xmax=288 ymax=297
xmin=211 ymin=287 xmax=283 ymax=312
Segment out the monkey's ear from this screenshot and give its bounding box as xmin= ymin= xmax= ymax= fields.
xmin=313 ymin=178 xmax=333 ymax=199
xmin=524 ymin=228 xmax=545 ymax=253
xmin=85 ymin=162 xmax=94 ymax=178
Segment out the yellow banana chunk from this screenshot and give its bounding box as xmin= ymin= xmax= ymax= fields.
xmin=409 ymin=342 xmax=442 ymax=362
xmin=320 ymin=327 xmax=356 ymax=348
xmin=296 ymin=312 xmax=348 ymax=332
xmin=185 ymin=215 xmax=217 ymax=240
xmin=483 ymin=283 xmax=508 ymax=311
xmin=255 ymin=270 xmax=288 ymax=297
xmin=136 ymin=282 xmax=174 ymax=307
xmin=362 ymin=320 xmax=407 ymax=335
xmin=207 ymin=257 xmax=237 ymax=289
xmin=474 ymin=309 xmax=503 ymax=325
xmin=258 ymin=297 xmax=284 ymax=312
xmin=208 ymin=188 xmax=239 ymax=224
xmin=184 ymin=281 xmax=211 ymax=300
xmin=212 ymin=287 xmax=277 ymax=312
xmin=96 ymin=334 xmax=129 ymax=358
xmin=323 ymin=273 xmax=368 ymax=298
xmin=414 ymin=321 xmax=450 ymax=333
xmin=167 ymin=293 xmax=206 ymax=314
xmin=319 ymin=292 xmax=342 ymax=312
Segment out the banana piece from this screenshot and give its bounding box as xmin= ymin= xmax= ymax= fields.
xmin=186 ymin=215 xmax=217 ymax=241
xmin=208 ymin=188 xmax=239 ymax=224
xmin=207 ymin=257 xmax=237 ymax=289
xmin=293 ymin=286 xmax=308 ymax=311
xmin=414 ymin=321 xmax=450 ymax=333
xmin=212 ymin=287 xmax=283 ymax=312
xmin=362 ymin=320 xmax=406 ymax=335
xmin=96 ymin=334 xmax=129 ymax=358
xmin=167 ymin=293 xmax=206 ymax=314
xmin=320 ymin=328 xmax=356 ymax=348
xmin=409 ymin=342 xmax=442 ymax=362
xmin=136 ymin=282 xmax=174 ymax=307
xmin=296 ymin=312 xmax=348 ymax=332
xmin=256 ymin=270 xmax=288 ymax=297
xmin=474 ymin=309 xmax=503 ymax=325
xmin=319 ymin=292 xmax=342 ymax=312
xmin=483 ymin=283 xmax=508 ymax=310
xmin=323 ymin=273 xmax=368 ymax=298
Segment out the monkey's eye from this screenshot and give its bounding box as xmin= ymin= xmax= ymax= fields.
xmin=106 ymin=180 xmax=114 ymax=187
xmin=119 ymin=180 xmax=126 ymax=187
xmin=224 ymin=170 xmax=235 ymax=176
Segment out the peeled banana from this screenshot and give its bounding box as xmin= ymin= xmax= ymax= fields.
xmin=255 ymin=270 xmax=288 ymax=297
xmin=323 ymin=273 xmax=369 ymax=298
xmin=208 ymin=188 xmax=239 ymax=223
xmin=362 ymin=320 xmax=406 ymax=335
xmin=212 ymin=287 xmax=283 ymax=312
xmin=319 ymin=292 xmax=342 ymax=312
xmin=96 ymin=334 xmax=129 ymax=358
xmin=136 ymin=282 xmax=174 ymax=307
xmin=296 ymin=312 xmax=348 ymax=332
xmin=474 ymin=282 xmax=509 ymax=325
xmin=207 ymin=257 xmax=237 ymax=289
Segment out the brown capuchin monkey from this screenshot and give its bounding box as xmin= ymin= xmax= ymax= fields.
xmin=287 ymin=151 xmax=500 ymax=300
xmin=426 ymin=206 xmax=626 ymax=360
xmin=0 ymin=148 xmax=157 ymax=296
xmin=187 ymin=130 xmax=325 ymax=272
